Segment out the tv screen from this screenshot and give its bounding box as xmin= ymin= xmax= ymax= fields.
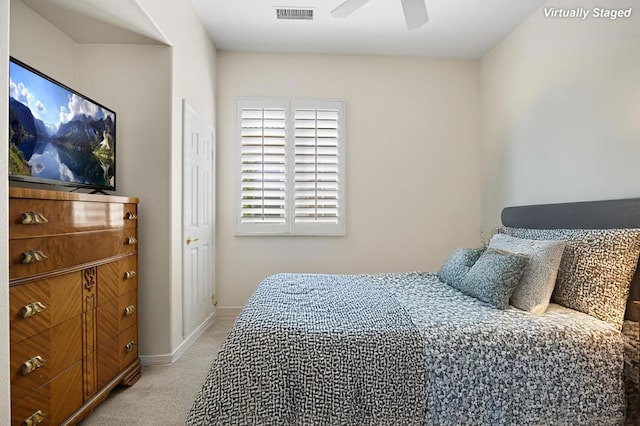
xmin=8 ymin=57 xmax=116 ymax=191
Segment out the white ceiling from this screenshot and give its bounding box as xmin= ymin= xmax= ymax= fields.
xmin=190 ymin=0 xmax=547 ymax=58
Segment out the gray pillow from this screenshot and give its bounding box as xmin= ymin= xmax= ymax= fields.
xmin=488 ymin=234 xmax=566 ymax=314
xmin=454 ymin=248 xmax=529 ymax=310
xmin=497 ymin=227 xmax=640 ymax=329
xmin=438 ymin=248 xmax=485 ymax=286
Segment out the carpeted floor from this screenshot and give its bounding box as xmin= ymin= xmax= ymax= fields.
xmin=80 ymin=309 xmax=239 ymax=426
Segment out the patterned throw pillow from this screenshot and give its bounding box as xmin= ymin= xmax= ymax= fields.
xmin=497 ymin=227 xmax=640 ymax=329
xmin=438 ymin=248 xmax=485 ymax=287
xmin=488 ymin=234 xmax=566 ymax=314
xmin=455 ymin=248 xmax=529 ymax=310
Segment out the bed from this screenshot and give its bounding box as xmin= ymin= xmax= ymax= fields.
xmin=187 ymin=199 xmax=640 ymax=425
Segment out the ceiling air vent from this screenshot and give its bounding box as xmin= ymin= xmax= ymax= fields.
xmin=275 ymin=8 xmax=314 ymax=20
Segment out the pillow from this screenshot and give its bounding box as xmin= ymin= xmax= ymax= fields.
xmin=488 ymin=234 xmax=566 ymax=314
xmin=497 ymin=227 xmax=640 ymax=329
xmin=438 ymin=248 xmax=485 ymax=286
xmin=454 ymin=248 xmax=529 ymax=310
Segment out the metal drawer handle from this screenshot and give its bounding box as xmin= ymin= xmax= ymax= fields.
xmin=124 ymin=305 xmax=136 ymax=316
xmin=125 ymin=212 xmax=138 ymax=220
xmin=21 ymin=212 xmax=49 ymax=225
xmin=125 ymin=236 xmax=137 ymax=245
xmin=22 ymin=355 xmax=47 ymax=375
xmin=124 ymin=341 xmax=137 ymax=354
xmin=124 ymin=270 xmax=137 ymax=280
xmin=22 ymin=302 xmax=47 ymax=319
xmin=23 ymin=409 xmax=47 ymax=426
xmin=22 ymin=250 xmax=49 ymax=264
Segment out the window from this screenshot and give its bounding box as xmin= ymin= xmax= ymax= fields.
xmin=236 ymin=98 xmax=345 ymax=236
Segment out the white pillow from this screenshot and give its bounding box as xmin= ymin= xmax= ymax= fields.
xmin=488 ymin=233 xmax=566 ymax=314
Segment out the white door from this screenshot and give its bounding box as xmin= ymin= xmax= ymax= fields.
xmin=182 ymin=100 xmax=215 ymax=338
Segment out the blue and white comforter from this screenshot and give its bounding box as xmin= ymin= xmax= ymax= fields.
xmin=186 ymin=272 xmax=626 ymax=425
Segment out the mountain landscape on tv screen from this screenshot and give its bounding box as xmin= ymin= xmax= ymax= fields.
xmin=9 ymin=95 xmax=115 ymax=188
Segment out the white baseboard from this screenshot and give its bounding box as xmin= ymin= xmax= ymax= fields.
xmin=139 ymin=312 xmax=216 ymax=366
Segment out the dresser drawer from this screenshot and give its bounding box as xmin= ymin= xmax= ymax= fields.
xmin=10 ymin=198 xmax=138 ymax=238
xmin=97 ymin=290 xmax=138 ymax=343
xmin=10 ymin=316 xmax=83 ymax=403
xmin=11 ymin=361 xmax=83 ymax=426
xmin=97 ymin=255 xmax=138 ymax=305
xmin=9 ymin=229 xmax=138 ymax=280
xmin=118 ymin=325 xmax=139 ymax=372
xmin=10 ymin=272 xmax=82 ymax=344
xmin=97 ymin=325 xmax=138 ymax=389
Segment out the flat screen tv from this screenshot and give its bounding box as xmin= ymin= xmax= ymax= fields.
xmin=8 ymin=57 xmax=116 ymax=191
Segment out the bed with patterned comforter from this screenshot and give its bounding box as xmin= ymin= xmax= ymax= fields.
xmin=186 ymin=272 xmax=627 ymax=425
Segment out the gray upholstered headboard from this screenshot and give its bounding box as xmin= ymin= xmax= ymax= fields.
xmin=501 ymin=198 xmax=640 ymax=322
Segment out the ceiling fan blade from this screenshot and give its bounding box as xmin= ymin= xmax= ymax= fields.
xmin=330 ymin=0 xmax=371 ymax=18
xmin=401 ymin=0 xmax=428 ymax=30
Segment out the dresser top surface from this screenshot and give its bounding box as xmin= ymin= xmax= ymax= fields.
xmin=9 ymin=187 xmax=139 ymax=204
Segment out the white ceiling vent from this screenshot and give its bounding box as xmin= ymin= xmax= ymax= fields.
xmin=275 ymin=8 xmax=314 ymax=20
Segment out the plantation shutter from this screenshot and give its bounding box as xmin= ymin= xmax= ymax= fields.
xmin=292 ymin=100 xmax=345 ymax=235
xmin=237 ymin=99 xmax=288 ymax=234
xmin=236 ymin=98 xmax=345 ymax=236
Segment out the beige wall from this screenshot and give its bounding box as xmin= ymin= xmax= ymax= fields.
xmin=480 ymin=0 xmax=640 ymax=232
xmin=10 ymin=0 xmax=77 ymax=83
xmin=136 ymin=0 xmax=217 ymax=353
xmin=1 ymin=0 xmax=10 ymax=422
xmin=217 ymin=52 xmax=482 ymax=307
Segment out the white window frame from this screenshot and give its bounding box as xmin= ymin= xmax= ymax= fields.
xmin=236 ymin=97 xmax=346 ymax=236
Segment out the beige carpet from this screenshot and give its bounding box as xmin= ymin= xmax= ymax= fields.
xmin=80 ymin=309 xmax=239 ymax=426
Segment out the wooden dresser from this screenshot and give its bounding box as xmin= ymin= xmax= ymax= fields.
xmin=8 ymin=187 xmax=141 ymax=425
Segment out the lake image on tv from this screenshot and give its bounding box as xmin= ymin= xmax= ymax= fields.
xmin=8 ymin=60 xmax=115 ymax=189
